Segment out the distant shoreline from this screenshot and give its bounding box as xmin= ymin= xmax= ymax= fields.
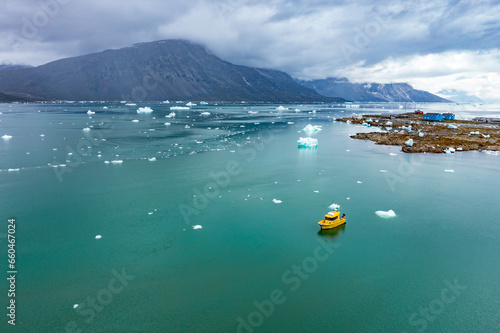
xmin=337 ymin=113 xmax=500 ymax=153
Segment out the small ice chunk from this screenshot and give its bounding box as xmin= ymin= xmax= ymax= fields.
xmin=314 ymin=190 xmax=319 ymax=193
xmin=73 ymin=304 xmax=79 ymax=309
xmin=276 ymin=106 xmax=287 ymax=111
xmin=273 ymin=199 xmax=283 ymax=204
xmin=200 ymin=112 xmax=211 ymax=116
xmin=297 ymin=137 xmax=318 ymax=148
xmin=386 ymin=121 xmax=393 ymax=126
xmin=379 ymin=170 xmax=388 ymax=173
xmin=148 ymin=157 xmax=157 ymax=162
xmin=389 ymin=153 xmax=398 ymax=156
xmin=444 ymin=147 xmax=455 ymax=154
xmin=2 ymin=135 xmax=12 ymax=140
xmin=165 ymin=112 xmax=176 ymax=118
xmin=132 ymin=119 xmax=139 ymax=123
xmin=95 ymin=235 xmax=102 ymax=239
xmin=82 ymin=127 xmax=91 ymax=132
xmin=375 ymin=210 xmax=396 ymax=218
xmin=170 ymin=106 xmax=189 ymax=110
xmin=87 ymin=110 xmax=95 ymax=115
xmin=186 ymin=102 xmax=197 ymax=106
xmin=40 ymin=134 xmax=45 ymax=137
xmin=111 ymin=160 xmax=123 ymax=164
xmin=193 ymin=225 xmax=202 ymax=229
xmin=470 ymin=131 xmax=480 ymax=135
xmin=444 ymin=169 xmax=455 ymax=173
xmin=448 ymin=125 xmax=457 ymax=129
xmin=418 ymin=132 xmax=424 ymax=137
xmin=8 ymin=168 xmax=20 ymax=172
xmin=164 ymin=122 xmax=171 ymax=126
xmin=303 ymin=124 xmax=322 ymax=134
xmin=148 ymin=212 xmax=153 ymax=215
xmin=357 ymin=181 xmax=362 ymax=184
xmin=329 ymin=203 xmax=340 ymax=210
xmin=405 ymin=138 xmax=414 ymax=147
xmin=482 ymin=134 xmax=490 ymax=138
xmin=137 ymin=107 xmax=153 ymax=114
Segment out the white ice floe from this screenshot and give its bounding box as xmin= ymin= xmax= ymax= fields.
xmin=248 ymin=111 xmax=259 ymax=115
xmin=165 ymin=112 xmax=176 ymax=118
xmin=303 ymin=124 xmax=322 ymax=135
xmin=329 ymin=203 xmax=340 ymax=210
xmin=375 ymin=210 xmax=396 ymax=218
xmin=186 ymin=102 xmax=197 ymax=106
xmin=314 ymin=190 xmax=319 ymax=193
xmin=148 ymin=157 xmax=157 ymax=162
xmin=111 ymin=160 xmax=123 ymax=164
xmin=379 ymin=170 xmax=388 ymax=173
xmin=170 ymin=106 xmax=189 ymax=110
xmin=405 ymin=138 xmax=414 ymax=147
xmin=448 ymin=125 xmax=458 ymax=129
xmin=8 ymin=168 xmax=20 ymax=172
xmin=137 ymin=107 xmax=153 ymax=114
xmin=357 ymin=181 xmax=362 ymax=184
xmin=444 ymin=147 xmax=456 ymax=154
xmin=419 ymin=132 xmax=424 ymax=137
xmin=82 ymin=127 xmax=91 ymax=132
xmin=287 ymin=122 xmax=294 ymax=125
xmin=2 ymin=135 xmax=12 ymax=140
xmin=192 ymin=225 xmax=203 ymax=229
xmin=126 ymin=103 xmax=137 ymax=106
xmin=297 ymin=137 xmax=318 ymax=148
xmin=103 ymin=106 xmax=108 ymax=109
xmin=200 ymin=112 xmax=211 ymax=116
xmin=470 ymin=131 xmax=480 ymax=135
xmin=482 ymin=134 xmax=490 ymax=138
xmin=95 ymin=235 xmax=102 ymax=239
xmin=273 ymin=199 xmax=283 ymax=204
xmin=185 ymin=125 xmax=191 ymax=129
xmin=73 ymin=304 xmax=79 ymax=309
xmin=386 ymin=121 xmax=393 ymax=126
xmin=389 ymin=153 xmax=398 ymax=156
xmin=40 ymin=134 xmax=45 ymax=137
xmin=276 ymin=106 xmax=287 ymax=111
xmin=87 ymin=110 xmax=95 ymax=115
xmin=132 ymin=119 xmax=139 ymax=123
xmin=444 ymin=169 xmax=455 ymax=173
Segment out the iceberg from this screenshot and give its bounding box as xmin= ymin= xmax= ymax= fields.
xmin=137 ymin=107 xmax=153 ymax=114
xmin=329 ymin=203 xmax=340 ymax=210
xmin=303 ymin=124 xmax=322 ymax=135
xmin=2 ymin=135 xmax=12 ymax=140
xmin=375 ymin=210 xmax=396 ymax=218
xmin=165 ymin=112 xmax=176 ymax=118
xmin=193 ymin=225 xmax=203 ymax=229
xmin=170 ymin=106 xmax=190 ymax=110
xmin=405 ymin=138 xmax=414 ymax=147
xmin=297 ymin=137 xmax=318 ymax=148
xmin=87 ymin=110 xmax=95 ymax=115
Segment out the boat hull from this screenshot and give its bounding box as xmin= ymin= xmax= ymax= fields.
xmin=318 ymin=218 xmax=346 ymax=230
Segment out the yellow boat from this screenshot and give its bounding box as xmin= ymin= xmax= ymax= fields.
xmin=318 ymin=210 xmax=346 ymax=230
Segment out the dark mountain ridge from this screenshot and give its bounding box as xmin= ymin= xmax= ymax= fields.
xmin=298 ymin=77 xmax=450 ymax=103
xmin=0 ymin=40 xmax=342 ymax=102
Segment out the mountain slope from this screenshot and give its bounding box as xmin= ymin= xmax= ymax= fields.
xmin=0 ymin=64 xmax=32 ymax=72
xmin=298 ymin=77 xmax=450 ymax=103
xmin=0 ymin=40 xmax=341 ymax=102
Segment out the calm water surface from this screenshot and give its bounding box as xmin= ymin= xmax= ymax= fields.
xmin=1 ymin=102 xmax=499 ymax=332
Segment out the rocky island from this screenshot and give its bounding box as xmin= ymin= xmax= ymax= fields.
xmin=337 ymin=113 xmax=500 ymax=153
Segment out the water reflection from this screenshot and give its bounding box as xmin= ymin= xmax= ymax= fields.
xmin=317 ymin=224 xmax=346 ymax=241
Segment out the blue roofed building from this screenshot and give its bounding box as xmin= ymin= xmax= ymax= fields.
xmin=443 ymin=113 xmax=455 ymax=120
xmin=423 ymin=113 xmax=443 ymax=121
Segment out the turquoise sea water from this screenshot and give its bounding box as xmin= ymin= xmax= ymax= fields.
xmin=1 ymin=102 xmax=499 ymax=332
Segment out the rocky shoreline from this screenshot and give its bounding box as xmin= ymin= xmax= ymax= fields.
xmin=336 ymin=113 xmax=500 ymax=153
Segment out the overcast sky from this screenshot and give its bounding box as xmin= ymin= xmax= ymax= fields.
xmin=1 ymin=0 xmax=499 ymax=101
